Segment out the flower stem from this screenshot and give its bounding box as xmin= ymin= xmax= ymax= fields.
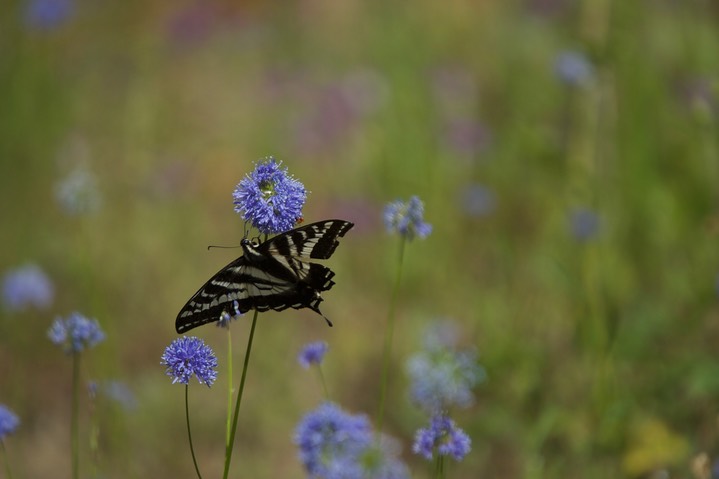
xmin=435 ymin=455 xmax=445 ymax=479
xmin=222 ymin=309 xmax=259 ymax=479
xmin=71 ymin=351 xmax=80 ymax=479
xmin=225 ymin=328 xmax=233 ymax=449
xmin=376 ymin=237 xmax=406 ymax=434
xmin=185 ymin=385 xmax=203 ymax=479
xmin=1 ymin=441 xmax=13 ymax=479
xmin=316 ymin=366 xmax=330 ymax=401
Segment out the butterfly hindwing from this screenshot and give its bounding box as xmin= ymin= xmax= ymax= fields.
xmin=175 ymin=219 xmax=353 ymax=334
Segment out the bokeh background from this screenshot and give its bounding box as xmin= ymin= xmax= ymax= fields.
xmin=2 ymin=0 xmax=719 ymax=477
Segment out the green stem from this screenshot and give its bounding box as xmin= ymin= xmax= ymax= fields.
xmin=226 ymin=328 xmax=233 ymax=449
xmin=316 ymin=366 xmax=330 ymax=401
xmin=1 ymin=441 xmax=13 ymax=479
xmin=222 ymin=309 xmax=259 ymax=479
xmin=376 ymin=237 xmax=406 ymax=434
xmin=436 ymin=454 xmax=445 ymax=479
xmin=185 ymin=385 xmax=203 ymax=479
xmin=71 ymin=351 xmax=80 ymax=479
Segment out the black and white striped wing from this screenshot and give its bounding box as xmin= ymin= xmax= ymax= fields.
xmin=175 ymin=219 xmax=353 ymax=334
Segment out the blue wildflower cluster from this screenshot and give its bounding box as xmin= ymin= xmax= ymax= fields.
xmin=383 ymin=196 xmax=432 ymax=240
xmin=2 ymin=264 xmax=54 ymax=312
xmin=24 ymin=0 xmax=74 ymax=30
xmin=161 ymin=336 xmax=218 ymax=387
xmin=232 ymin=157 xmax=307 ymax=235
xmin=298 ymin=341 xmax=329 ymax=369
xmin=407 ymin=321 xmax=482 ymax=463
xmin=413 ymin=414 xmax=471 ymax=461
xmin=0 ymin=404 xmax=20 ymax=441
xmin=48 ymin=312 xmax=105 ymax=353
xmin=294 ymin=402 xmax=408 ymax=479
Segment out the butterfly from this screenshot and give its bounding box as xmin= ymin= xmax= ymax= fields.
xmin=175 ymin=219 xmax=354 ymax=334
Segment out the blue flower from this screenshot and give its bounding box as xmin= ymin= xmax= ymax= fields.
xmin=554 ymin=50 xmax=594 ymax=86
xmin=0 ymin=404 xmax=20 ymax=441
xmin=2 ymin=264 xmax=54 ymax=312
xmin=48 ymin=312 xmax=105 ymax=353
xmin=24 ymin=0 xmax=74 ymax=30
xmin=298 ymin=341 xmax=329 ymax=369
xmin=294 ymin=402 xmax=372 ymax=479
xmin=101 ymin=381 xmax=138 ymax=411
xmin=413 ymin=413 xmax=471 ymax=461
xmin=161 ymin=336 xmax=218 ymax=387
xmin=569 ymin=207 xmax=600 ymax=242
xmin=407 ymin=323 xmax=484 ymax=414
xmin=233 ymin=157 xmax=307 ymax=235
xmin=383 ymin=196 xmax=432 ymax=240
xmin=55 ymin=167 xmax=102 ymax=216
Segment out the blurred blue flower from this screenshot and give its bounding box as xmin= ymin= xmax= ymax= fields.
xmin=384 ymin=196 xmax=432 ymax=241
xmin=554 ymin=50 xmax=594 ymax=86
xmin=294 ymin=402 xmax=372 ymax=479
xmin=55 ymin=167 xmax=102 ymax=216
xmin=161 ymin=336 xmax=218 ymax=387
xmin=298 ymin=341 xmax=329 ymax=369
xmin=461 ymin=184 xmax=497 ymax=217
xmin=2 ymin=263 xmax=54 ymax=312
xmin=233 ymin=157 xmax=307 ymax=235
xmin=569 ymin=207 xmax=600 ymax=242
xmin=0 ymin=404 xmax=20 ymax=441
xmin=413 ymin=413 xmax=471 ymax=461
xmin=24 ymin=0 xmax=74 ymax=30
xmin=407 ymin=324 xmax=485 ymax=414
xmin=102 ymin=381 xmax=138 ymax=411
xmin=48 ymin=312 xmax=105 ymax=353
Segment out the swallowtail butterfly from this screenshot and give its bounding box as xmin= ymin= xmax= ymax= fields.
xmin=175 ymin=219 xmax=354 ymax=334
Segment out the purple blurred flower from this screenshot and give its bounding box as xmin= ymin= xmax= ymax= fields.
xmin=443 ymin=118 xmax=491 ymax=158
xmin=555 ymin=51 xmax=594 ymax=86
xmin=384 ymin=196 xmax=432 ymax=241
xmin=569 ymin=207 xmax=600 ymax=241
xmin=48 ymin=312 xmax=105 ymax=354
xmin=413 ymin=413 xmax=471 ymax=461
xmin=0 ymin=404 xmax=20 ymax=441
xmin=298 ymin=341 xmax=329 ymax=369
xmin=233 ymin=157 xmax=307 ymax=235
xmin=24 ymin=0 xmax=74 ymax=30
xmin=2 ymin=264 xmax=54 ymax=312
xmin=161 ymin=336 xmax=218 ymax=387
xmin=294 ymin=402 xmax=373 ymax=479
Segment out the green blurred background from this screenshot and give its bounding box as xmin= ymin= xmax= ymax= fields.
xmin=2 ymin=0 xmax=719 ymax=477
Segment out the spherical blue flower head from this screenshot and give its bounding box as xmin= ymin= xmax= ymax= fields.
xmin=2 ymin=264 xmax=54 ymax=312
xmin=461 ymin=184 xmax=496 ymax=218
xmin=412 ymin=413 xmax=471 ymax=461
xmin=294 ymin=402 xmax=373 ymax=479
xmin=233 ymin=157 xmax=307 ymax=235
xmin=407 ymin=346 xmax=485 ymax=414
xmin=0 ymin=404 xmax=20 ymax=441
xmin=161 ymin=336 xmax=218 ymax=387
xmin=383 ymin=195 xmax=432 ymax=240
xmin=298 ymin=341 xmax=329 ymax=369
xmin=569 ymin=207 xmax=600 ymax=242
xmin=48 ymin=312 xmax=105 ymax=353
xmin=554 ymin=50 xmax=594 ymax=86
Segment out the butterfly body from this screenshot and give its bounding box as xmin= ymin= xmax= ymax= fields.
xmin=175 ymin=220 xmax=353 ymax=334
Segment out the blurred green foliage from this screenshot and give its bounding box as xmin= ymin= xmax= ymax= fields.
xmin=1 ymin=0 xmax=719 ymax=478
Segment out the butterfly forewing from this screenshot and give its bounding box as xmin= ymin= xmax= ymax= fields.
xmin=175 ymin=219 xmax=353 ymax=334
